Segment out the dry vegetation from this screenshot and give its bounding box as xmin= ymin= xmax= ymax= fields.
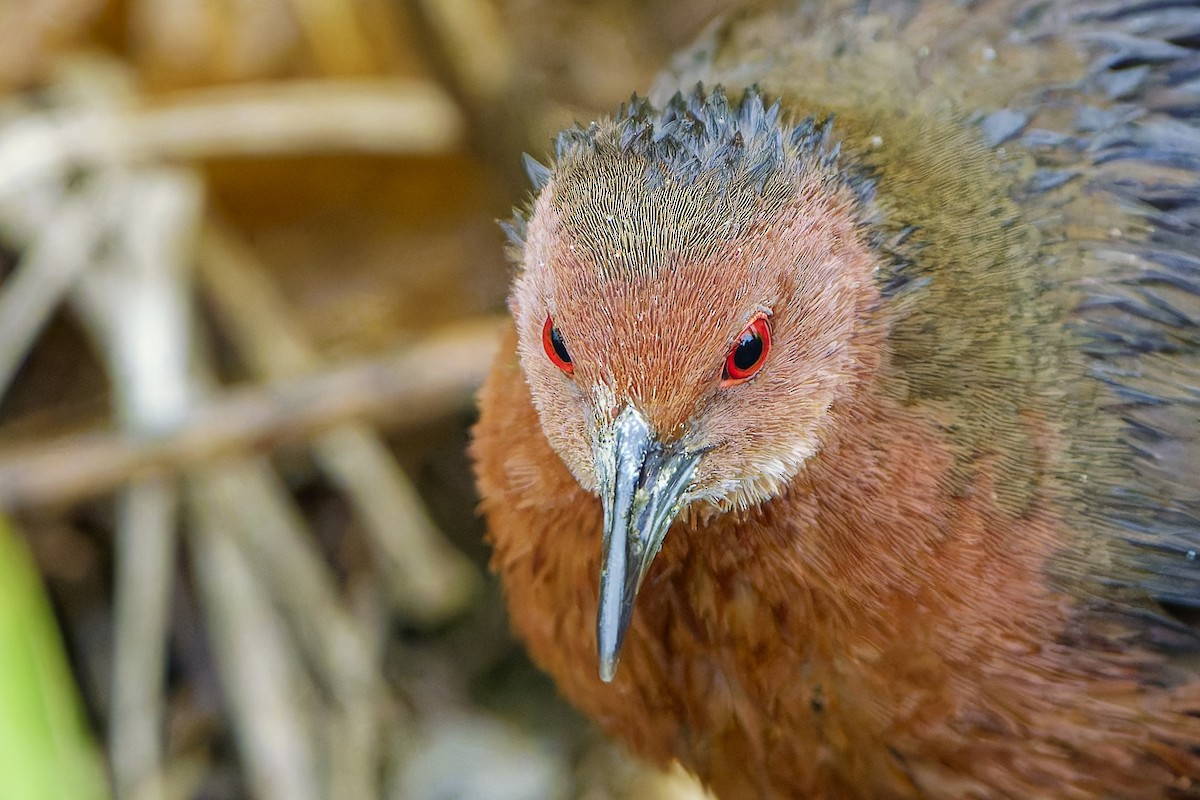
xmin=0 ymin=0 xmax=728 ymax=797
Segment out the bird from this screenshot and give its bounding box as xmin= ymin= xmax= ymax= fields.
xmin=470 ymin=0 xmax=1200 ymax=797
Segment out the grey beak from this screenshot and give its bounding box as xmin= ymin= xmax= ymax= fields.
xmin=593 ymin=406 xmax=700 ymax=683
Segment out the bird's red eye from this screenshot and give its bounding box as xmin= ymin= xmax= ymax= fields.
xmin=542 ymin=315 xmax=574 ymax=375
xmin=721 ymin=313 xmax=771 ymax=386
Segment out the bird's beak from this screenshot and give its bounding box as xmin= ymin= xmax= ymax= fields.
xmin=593 ymin=405 xmax=700 ymax=683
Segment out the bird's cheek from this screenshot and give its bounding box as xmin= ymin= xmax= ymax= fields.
xmin=517 ymin=369 xmax=598 ymax=493
xmin=672 ymin=431 xmax=732 ymax=505
xmin=678 ymin=403 xmax=813 ymax=509
xmin=552 ymin=401 xmax=602 ymax=493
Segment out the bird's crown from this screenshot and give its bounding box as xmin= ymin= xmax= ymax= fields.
xmin=502 ymin=85 xmax=872 ymax=252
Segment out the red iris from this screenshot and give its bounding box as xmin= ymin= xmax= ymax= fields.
xmin=721 ymin=313 xmax=771 ymax=386
xmin=543 ymin=315 xmax=574 ymax=375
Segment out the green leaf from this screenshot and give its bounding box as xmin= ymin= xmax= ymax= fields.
xmin=0 ymin=516 xmax=109 ymax=800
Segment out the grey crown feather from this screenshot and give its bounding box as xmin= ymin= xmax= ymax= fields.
xmin=501 ymin=85 xmax=867 ymax=251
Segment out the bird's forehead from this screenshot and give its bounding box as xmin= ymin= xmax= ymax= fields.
xmin=532 ymin=163 xmax=788 ymax=341
xmin=546 ymin=156 xmax=794 ymax=282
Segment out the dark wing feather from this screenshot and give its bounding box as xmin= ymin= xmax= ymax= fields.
xmin=1023 ymin=0 xmax=1200 ymax=607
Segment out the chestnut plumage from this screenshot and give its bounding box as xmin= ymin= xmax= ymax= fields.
xmin=473 ymin=1 xmax=1200 ymax=797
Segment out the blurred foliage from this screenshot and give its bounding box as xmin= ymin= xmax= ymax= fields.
xmin=0 ymin=515 xmax=108 ymax=800
xmin=0 ymin=0 xmax=729 ymax=798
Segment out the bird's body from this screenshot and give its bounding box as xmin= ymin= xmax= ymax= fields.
xmin=472 ymin=1 xmax=1200 ymax=797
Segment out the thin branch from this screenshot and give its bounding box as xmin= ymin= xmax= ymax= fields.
xmin=196 ymin=221 xmax=478 ymax=624
xmin=0 ymin=317 xmax=503 ymax=509
xmin=403 ymin=0 xmax=528 ymax=181
xmin=192 ymin=458 xmax=382 ymax=800
xmin=408 ymin=0 xmax=515 ymax=102
xmin=74 ymin=167 xmax=202 ymax=800
xmin=0 ymin=187 xmax=109 ymax=396
xmin=0 ymin=79 xmax=464 ymax=198
xmin=110 ymin=479 xmax=178 ymax=800
xmin=285 ymin=0 xmax=377 ymax=75
xmin=188 ymin=488 xmax=320 ymax=800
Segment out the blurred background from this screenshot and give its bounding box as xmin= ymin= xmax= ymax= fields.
xmin=0 ymin=0 xmax=734 ymax=797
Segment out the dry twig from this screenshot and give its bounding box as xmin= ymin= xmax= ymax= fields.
xmin=285 ymin=0 xmax=377 ymax=75
xmin=111 ymin=481 xmax=179 ymax=800
xmin=409 ymin=0 xmax=515 ymax=102
xmin=0 ymin=79 xmax=463 ymax=199
xmin=197 ymin=222 xmax=478 ymax=623
xmin=191 ymin=458 xmax=381 ymax=800
xmin=61 ymin=167 xmax=203 ymax=800
xmin=189 ymin=491 xmax=320 ymax=800
xmin=0 ymin=188 xmax=108 ymax=394
xmin=0 ymin=317 xmax=502 ymax=509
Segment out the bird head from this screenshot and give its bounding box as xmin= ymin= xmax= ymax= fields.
xmin=505 ymin=88 xmax=881 ymax=681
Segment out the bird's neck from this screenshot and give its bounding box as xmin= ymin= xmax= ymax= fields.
xmin=665 ymin=371 xmax=1068 ymax=671
xmin=605 ymin=376 xmax=1089 ymax=798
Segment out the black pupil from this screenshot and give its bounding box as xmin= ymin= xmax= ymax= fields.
xmin=550 ymin=326 xmax=571 ymax=363
xmin=732 ymin=332 xmax=763 ymax=371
